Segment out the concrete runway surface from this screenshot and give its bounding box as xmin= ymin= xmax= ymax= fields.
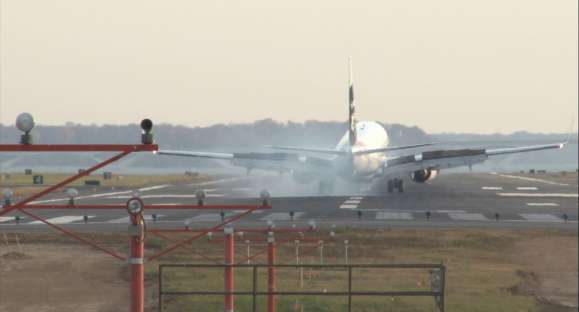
xmin=1 ymin=173 xmax=577 ymax=232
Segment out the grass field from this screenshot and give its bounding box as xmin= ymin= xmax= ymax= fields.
xmin=151 ymin=228 xmax=577 ymax=312
xmin=0 ymin=172 xmax=210 ymax=198
xmin=0 ymin=228 xmax=576 ymax=311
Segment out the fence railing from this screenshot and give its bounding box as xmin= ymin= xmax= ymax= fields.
xmin=158 ymin=263 xmax=446 ymax=312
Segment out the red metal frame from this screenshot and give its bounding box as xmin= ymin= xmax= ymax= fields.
xmin=0 ymin=144 xmax=158 ymax=152
xmin=1 ymin=142 xmax=271 ymax=312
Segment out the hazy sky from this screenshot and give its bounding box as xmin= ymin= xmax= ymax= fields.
xmin=0 ymin=0 xmax=577 ymax=134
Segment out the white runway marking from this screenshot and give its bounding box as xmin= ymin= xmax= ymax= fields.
xmin=106 ymin=214 xmax=163 ymax=224
xmin=436 ymin=210 xmax=467 ymax=213
xmin=188 ymin=214 xmax=226 ymax=222
xmin=526 ymin=203 xmax=559 ymax=207
xmin=28 ymin=216 xmax=94 ymax=225
xmin=339 ymin=196 xmax=364 ymax=209
xmin=375 ymin=212 xmax=413 ymax=220
xmin=497 ymin=193 xmax=578 ymax=198
xmin=261 ymin=212 xmax=305 ymax=221
xmin=187 ymin=177 xmax=251 ymax=187
xmin=520 ymin=213 xmax=562 ymax=222
xmin=0 ymin=217 xmax=14 ymax=223
xmin=448 ymin=213 xmax=488 ymax=221
xmin=106 ymin=194 xmax=226 ymax=199
xmin=517 ymin=187 xmax=539 ymax=191
xmin=482 ymin=187 xmax=503 ymax=190
xmin=138 ymin=184 xmax=171 ymax=192
xmin=497 ymin=174 xmax=571 ymax=186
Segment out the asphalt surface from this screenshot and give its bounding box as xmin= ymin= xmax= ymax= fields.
xmin=1 ymin=173 xmax=577 ymax=232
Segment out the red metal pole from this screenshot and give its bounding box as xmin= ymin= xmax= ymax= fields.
xmin=267 ymin=236 xmax=276 ymax=312
xmin=129 ymin=214 xmax=145 ymax=312
xmin=224 ymin=230 xmax=235 ymax=312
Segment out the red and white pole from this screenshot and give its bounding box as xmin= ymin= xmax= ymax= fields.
xmin=224 ymin=227 xmax=235 ymax=312
xmin=129 ymin=215 xmax=145 ymax=312
xmin=127 ymin=197 xmax=146 ymax=312
xmin=267 ymin=235 xmax=276 ymax=312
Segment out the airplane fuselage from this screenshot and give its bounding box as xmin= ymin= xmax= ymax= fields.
xmin=335 ymin=121 xmax=389 ymax=181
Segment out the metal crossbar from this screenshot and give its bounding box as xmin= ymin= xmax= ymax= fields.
xmin=158 ymin=263 xmax=446 ymax=312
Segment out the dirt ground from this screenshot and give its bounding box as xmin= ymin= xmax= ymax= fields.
xmin=0 ymin=244 xmax=128 ymax=312
xmin=0 ymin=230 xmax=576 ymax=312
xmin=513 ymin=235 xmax=578 ymax=310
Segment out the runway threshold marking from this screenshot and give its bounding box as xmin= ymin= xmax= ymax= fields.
xmin=497 ymin=193 xmax=578 ymax=198
xmin=339 ymin=196 xmax=364 ymax=209
xmin=526 ymin=203 xmax=559 ymax=207
xmin=28 ymin=215 xmax=95 ymax=225
xmin=448 ymin=213 xmax=488 ymax=221
xmin=375 ymin=212 xmax=413 ymax=220
xmin=519 ymin=213 xmax=562 ymax=222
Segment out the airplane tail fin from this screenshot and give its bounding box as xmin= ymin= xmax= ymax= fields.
xmin=348 ymin=56 xmax=357 ymax=146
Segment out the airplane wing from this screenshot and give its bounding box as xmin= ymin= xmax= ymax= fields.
xmin=157 ymin=150 xmax=334 ymax=173
xmin=157 ymin=150 xmax=234 ymax=159
xmin=383 ymin=143 xmax=566 ymax=175
xmin=352 ymin=142 xmax=437 ymax=155
xmin=267 ymin=142 xmax=435 ymax=155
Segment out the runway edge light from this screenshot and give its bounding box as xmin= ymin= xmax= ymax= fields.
xmin=140 ymin=118 xmax=154 ymax=145
xmin=16 ymin=113 xmax=35 ymax=145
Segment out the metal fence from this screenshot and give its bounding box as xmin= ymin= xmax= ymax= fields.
xmin=158 ymin=263 xmax=446 ymax=312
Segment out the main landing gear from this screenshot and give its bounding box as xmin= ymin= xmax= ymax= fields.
xmin=387 ymin=179 xmax=404 ymax=193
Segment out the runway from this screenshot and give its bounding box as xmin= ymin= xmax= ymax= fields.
xmin=1 ymin=173 xmax=577 ymax=232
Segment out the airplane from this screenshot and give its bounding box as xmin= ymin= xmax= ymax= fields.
xmin=157 ymin=57 xmax=566 ymax=194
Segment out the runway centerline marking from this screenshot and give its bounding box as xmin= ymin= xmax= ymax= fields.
xmin=526 ymin=203 xmax=559 ymax=207
xmin=517 ymin=187 xmax=539 ymax=191
xmin=482 ymin=187 xmax=503 ymax=190
xmin=343 ymin=200 xmax=361 ymax=204
xmin=497 ymin=193 xmax=578 ymax=198
xmin=28 ymin=215 xmax=95 ymax=225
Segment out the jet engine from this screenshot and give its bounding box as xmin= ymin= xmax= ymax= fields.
xmin=411 ymin=169 xmax=438 ymax=183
